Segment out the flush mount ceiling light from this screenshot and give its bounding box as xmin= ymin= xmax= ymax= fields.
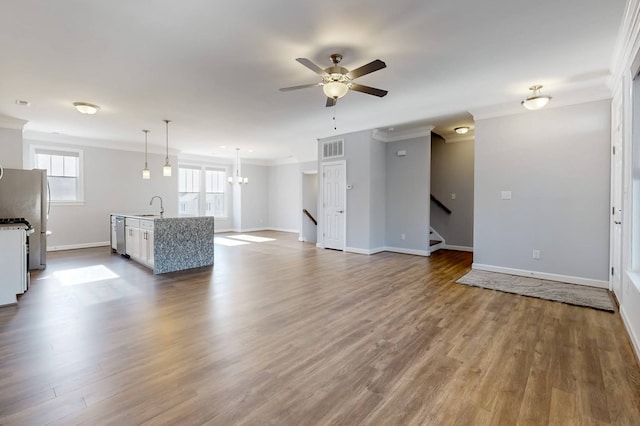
xmin=454 ymin=126 xmax=470 ymax=134
xmin=142 ymin=129 xmax=151 ymax=180
xmin=521 ymin=85 xmax=551 ymax=110
xmin=163 ymin=119 xmax=172 ymax=177
xmin=73 ymin=102 xmax=100 ymax=114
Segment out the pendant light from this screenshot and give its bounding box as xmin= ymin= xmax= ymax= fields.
xmin=521 ymin=85 xmax=552 ymax=110
xmin=228 ymin=148 xmax=248 ymax=184
xmin=142 ymin=129 xmax=151 ymax=179
xmin=163 ymin=119 xmax=172 ymax=177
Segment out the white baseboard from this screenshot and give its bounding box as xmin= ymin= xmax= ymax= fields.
xmin=620 ymin=304 xmax=640 ymax=366
xmin=266 ymin=227 xmax=299 ymax=233
xmin=214 ymin=228 xmax=234 ymax=233
xmin=48 ymin=241 xmax=110 ymax=252
xmin=471 ymin=263 xmax=609 ymax=289
xmin=443 ymin=244 xmax=473 ymax=252
xmin=231 ymin=227 xmax=299 ymax=233
xmin=344 ymin=246 xmax=430 ymax=256
xmin=385 ymin=246 xmax=430 ymax=257
xmin=345 ymin=246 xmax=386 ymax=255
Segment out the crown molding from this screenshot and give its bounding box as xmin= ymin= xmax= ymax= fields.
xmin=444 ymin=134 xmax=474 ymax=144
xmin=23 ymin=130 xmax=179 ymax=155
xmin=372 ymin=125 xmax=434 ymax=142
xmin=611 ymin=0 xmax=640 ymax=86
xmin=0 ymin=115 xmax=28 ymax=130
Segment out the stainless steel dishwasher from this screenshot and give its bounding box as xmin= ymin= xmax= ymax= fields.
xmin=115 ymin=216 xmax=126 ymax=255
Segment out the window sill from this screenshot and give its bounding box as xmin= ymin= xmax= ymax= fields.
xmin=51 ymin=200 xmax=85 ymax=206
xmin=627 ymin=270 xmax=640 ymax=293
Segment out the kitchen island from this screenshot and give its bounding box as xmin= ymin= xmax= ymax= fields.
xmin=111 ymin=214 xmax=215 ymax=274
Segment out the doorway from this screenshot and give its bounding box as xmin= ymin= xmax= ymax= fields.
xmin=321 ymin=161 xmax=346 ymax=251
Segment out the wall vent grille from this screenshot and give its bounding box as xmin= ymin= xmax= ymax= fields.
xmin=322 ymin=140 xmax=344 ymax=160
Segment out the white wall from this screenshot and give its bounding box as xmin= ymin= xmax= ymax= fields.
xmin=385 ymin=136 xmax=431 ymax=253
xmin=473 ymin=99 xmax=611 ymax=284
xmin=430 ymin=134 xmax=474 ymax=248
xmin=24 ymin=139 xmax=178 ymax=249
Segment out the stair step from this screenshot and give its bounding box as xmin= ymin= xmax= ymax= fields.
xmin=430 ymin=239 xmax=442 ymax=247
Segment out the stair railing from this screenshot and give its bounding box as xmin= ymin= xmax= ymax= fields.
xmin=430 ymin=194 xmax=452 ymax=215
xmin=303 ymin=209 xmax=317 ymax=225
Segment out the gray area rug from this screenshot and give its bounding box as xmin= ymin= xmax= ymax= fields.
xmin=456 ymin=270 xmax=615 ymax=312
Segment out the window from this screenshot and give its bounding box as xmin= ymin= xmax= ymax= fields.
xmin=179 ymin=165 xmax=227 ymax=217
xmin=205 ymin=169 xmax=226 ymax=217
xmin=34 ymin=148 xmax=83 ymax=202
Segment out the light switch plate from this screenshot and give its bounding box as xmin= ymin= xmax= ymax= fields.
xmin=501 ymin=191 xmax=512 ymax=200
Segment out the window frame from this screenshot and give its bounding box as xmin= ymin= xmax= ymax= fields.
xmin=178 ymin=162 xmax=229 ymax=218
xmin=30 ymin=145 xmax=85 ymax=205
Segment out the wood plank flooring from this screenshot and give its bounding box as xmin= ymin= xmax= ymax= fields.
xmin=0 ymin=231 xmax=638 ymax=425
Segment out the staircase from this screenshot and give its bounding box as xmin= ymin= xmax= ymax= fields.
xmin=429 ymin=227 xmax=444 ymax=253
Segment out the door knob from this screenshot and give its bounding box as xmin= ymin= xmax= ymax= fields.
xmin=337 ymin=210 xmax=344 ymax=213
xmin=614 ymin=221 xmax=621 ymax=224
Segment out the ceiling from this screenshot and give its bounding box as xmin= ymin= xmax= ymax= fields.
xmin=0 ymin=1 xmax=626 ymax=162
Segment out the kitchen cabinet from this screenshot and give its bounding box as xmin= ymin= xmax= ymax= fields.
xmin=110 ymin=216 xmax=117 ymax=251
xmin=125 ymin=218 xmax=154 ymax=268
xmin=112 ymin=214 xmax=214 ymax=274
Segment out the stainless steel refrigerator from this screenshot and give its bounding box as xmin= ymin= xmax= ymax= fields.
xmin=0 ymin=168 xmax=48 ymax=270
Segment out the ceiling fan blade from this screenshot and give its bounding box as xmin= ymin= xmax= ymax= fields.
xmin=296 ymin=58 xmax=328 ymax=76
xmin=326 ymin=97 xmax=337 ymax=107
xmin=349 ymin=83 xmax=388 ymax=97
xmin=279 ymin=83 xmax=321 ymax=92
xmin=346 ymin=59 xmax=386 ymax=79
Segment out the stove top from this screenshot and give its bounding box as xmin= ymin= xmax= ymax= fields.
xmin=0 ymin=218 xmax=32 ymax=229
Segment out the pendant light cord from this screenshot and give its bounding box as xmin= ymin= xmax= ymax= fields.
xmin=164 ymin=120 xmax=170 ymax=163
xmin=143 ymin=130 xmax=149 ymax=168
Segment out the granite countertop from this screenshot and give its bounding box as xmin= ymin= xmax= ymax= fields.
xmin=112 ymin=214 xmax=216 ymax=220
xmin=112 ymin=213 xmax=167 ymax=220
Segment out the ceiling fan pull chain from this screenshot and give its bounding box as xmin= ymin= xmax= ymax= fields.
xmin=333 ymin=102 xmax=338 ymax=130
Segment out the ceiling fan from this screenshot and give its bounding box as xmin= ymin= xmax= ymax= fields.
xmin=280 ymin=54 xmax=388 ymax=107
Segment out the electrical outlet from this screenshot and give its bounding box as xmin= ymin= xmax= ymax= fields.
xmin=532 ymin=249 xmax=540 ymax=259
xmin=401 ymin=234 xmax=406 ymax=240
xmin=501 ymin=191 xmax=512 ymax=200
xmin=451 ymin=193 xmax=456 ymax=200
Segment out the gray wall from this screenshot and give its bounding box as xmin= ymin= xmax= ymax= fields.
xmin=430 ymin=134 xmax=474 ymax=248
xmin=301 ymin=173 xmax=318 ymax=243
xmin=369 ymin=138 xmax=386 ymax=249
xmin=24 ymin=139 xmax=178 ymax=249
xmin=385 ymin=136 xmax=431 ymax=251
xmin=268 ymin=162 xmax=300 ymax=232
xmin=0 ymin=127 xmax=24 ymax=168
xmin=473 ymin=99 xmax=611 ymax=281
xmin=240 ymin=163 xmax=269 ymax=230
xmin=343 ymin=130 xmax=374 ymax=250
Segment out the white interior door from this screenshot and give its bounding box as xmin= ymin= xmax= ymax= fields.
xmin=611 ymin=90 xmax=623 ymax=298
xmin=322 ymin=162 xmax=345 ymax=250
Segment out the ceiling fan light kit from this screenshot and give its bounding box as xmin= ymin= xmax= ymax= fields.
xmin=280 ymin=53 xmax=388 ymax=107
xmin=521 ymin=85 xmax=551 ymax=110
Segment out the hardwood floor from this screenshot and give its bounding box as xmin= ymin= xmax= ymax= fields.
xmin=0 ymin=231 xmax=639 ymax=425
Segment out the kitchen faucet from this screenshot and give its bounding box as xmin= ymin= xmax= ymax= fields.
xmin=149 ymin=195 xmax=164 ymax=217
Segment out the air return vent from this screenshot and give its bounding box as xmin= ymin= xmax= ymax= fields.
xmin=322 ymin=139 xmax=344 ymax=160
